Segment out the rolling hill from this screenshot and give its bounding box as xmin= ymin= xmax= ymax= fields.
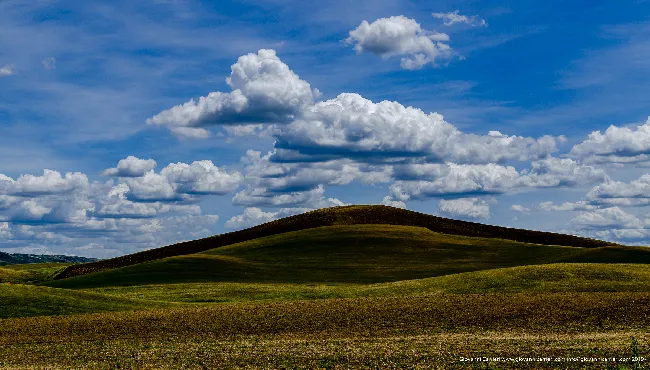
xmin=45 ymin=223 xmax=650 ymax=289
xmin=0 ymin=251 xmax=97 ymax=266
xmin=53 ymin=205 xmax=618 ymax=281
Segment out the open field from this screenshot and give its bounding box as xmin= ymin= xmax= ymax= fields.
xmin=3 ymin=210 xmax=650 ymax=369
xmin=0 ymin=263 xmax=70 ymax=284
xmin=1 ymin=293 xmax=650 ymax=369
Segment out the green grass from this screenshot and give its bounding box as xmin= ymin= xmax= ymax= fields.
xmin=1 ymin=292 xmax=650 ymax=369
xmin=0 ymin=262 xmax=70 ymax=284
xmin=0 ymin=283 xmax=171 ymax=318
xmin=84 ymin=263 xmax=650 ymax=304
xmin=46 ymin=225 xmax=650 ymax=289
xmin=5 ymin=223 xmax=650 ymax=368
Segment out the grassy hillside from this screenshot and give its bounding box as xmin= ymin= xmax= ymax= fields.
xmin=46 ymin=224 xmax=650 ymax=289
xmin=54 ymin=205 xmax=617 ymax=280
xmin=0 ymin=263 xmax=70 ymax=284
xmin=0 ymin=283 xmax=170 ymax=319
xmin=84 ymin=263 xmax=650 ymax=303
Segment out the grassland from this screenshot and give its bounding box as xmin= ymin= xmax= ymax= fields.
xmin=82 ymin=263 xmax=650 ymax=304
xmin=0 ymin=262 xmax=70 ymax=284
xmin=54 ymin=205 xmax=616 ymax=280
xmin=45 ymin=224 xmax=650 ymax=289
xmin=3 ymin=217 xmax=650 ymax=369
xmin=2 ymin=293 xmax=650 ymax=368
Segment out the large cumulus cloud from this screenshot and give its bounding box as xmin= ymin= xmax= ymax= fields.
xmin=570 ymin=117 xmax=650 ymax=165
xmin=146 ymin=49 xmax=319 ymax=138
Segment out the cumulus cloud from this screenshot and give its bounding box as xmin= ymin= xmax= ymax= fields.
xmin=570 ymin=117 xmax=650 ymax=164
xmin=345 ymin=16 xmax=453 ymax=70
xmin=0 ymin=159 xmax=241 ymax=257
xmin=439 ymin=197 xmax=490 ymax=219
xmin=518 ymin=157 xmax=609 ymax=188
xmin=380 ymin=196 xmax=407 ymax=209
xmin=242 ymin=149 xmax=392 ymax=193
xmin=0 ymin=65 xmax=14 ymax=77
xmin=275 ymin=93 xmax=562 ymax=165
xmin=0 ymin=222 xmax=11 ymax=238
xmin=102 ymin=156 xmax=157 ymax=177
xmin=511 ymin=204 xmax=530 ymax=213
xmin=41 ymin=57 xmax=56 ymax=70
xmin=233 ymin=184 xmax=327 ymax=208
xmin=539 ymin=201 xmax=597 ymax=212
xmin=161 ymin=160 xmax=243 ymax=195
xmin=2 ymin=170 xmax=88 ymax=196
xmin=570 ymin=207 xmax=645 ymax=230
xmin=123 ymin=160 xmax=243 ymax=202
xmin=224 ymin=207 xmax=311 ymax=230
xmin=146 ymin=49 xmax=319 ymax=138
xmin=390 ymin=158 xmax=606 ymax=201
xmin=432 ymin=10 xmax=487 ymax=27
xmin=586 ymin=174 xmax=650 ymax=207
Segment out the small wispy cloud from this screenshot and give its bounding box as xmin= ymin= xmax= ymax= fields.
xmin=0 ymin=64 xmax=14 ymax=77
xmin=432 ymin=10 xmax=487 ymax=27
xmin=41 ymin=57 xmax=56 ymax=70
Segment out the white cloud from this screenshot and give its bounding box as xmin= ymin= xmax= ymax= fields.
xmin=0 ymin=222 xmax=12 ymax=238
xmin=0 ymin=64 xmax=14 ymax=77
xmin=380 ymin=196 xmax=406 ymax=209
xmin=224 ymin=207 xmax=278 ymax=229
xmin=224 ymin=207 xmax=311 ymax=230
xmin=345 ymin=16 xmax=453 ymax=70
xmin=511 ymin=204 xmax=530 ymax=213
xmin=161 ymin=160 xmax=243 ymax=195
xmin=102 ymin=156 xmax=157 ymax=177
xmin=146 ymin=49 xmax=319 ymax=138
xmin=432 ymin=10 xmax=487 ymax=27
xmin=570 ymin=117 xmax=650 ymax=164
xmin=277 ymin=93 xmax=562 ymax=165
xmin=439 ymin=197 xmax=490 ymax=219
xmin=570 ymin=207 xmax=645 ymax=230
xmin=518 ymin=157 xmax=609 ymax=188
xmin=539 ymin=201 xmax=597 ymax=212
xmin=232 ymin=184 xmax=327 ymax=208
xmin=41 ymin=57 xmax=56 ymax=70
xmin=390 ymin=158 xmax=606 ymax=201
xmin=125 ymin=171 xmax=182 ymax=202
xmin=123 ymin=160 xmax=243 ymax=201
xmin=586 ymin=174 xmax=650 ymax=207
xmin=3 ymin=170 xmax=89 ymax=196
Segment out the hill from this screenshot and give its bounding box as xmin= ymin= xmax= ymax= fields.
xmin=45 ymin=224 xmax=649 ymax=289
xmin=0 ymin=251 xmax=97 ymax=266
xmin=53 ymin=205 xmax=618 ymax=280
xmin=0 ymin=283 xmax=170 ymax=319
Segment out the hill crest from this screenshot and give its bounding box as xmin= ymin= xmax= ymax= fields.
xmin=53 ymin=205 xmax=618 ymax=280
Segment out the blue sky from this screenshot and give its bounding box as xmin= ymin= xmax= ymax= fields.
xmin=2 ymin=0 xmax=650 ymax=257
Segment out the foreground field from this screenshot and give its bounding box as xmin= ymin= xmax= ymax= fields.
xmin=1 ymin=292 xmax=649 ymax=369
xmin=5 ymin=221 xmax=650 ymax=368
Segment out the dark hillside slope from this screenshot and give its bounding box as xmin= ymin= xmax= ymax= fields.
xmin=46 ymin=225 xmax=649 ymax=289
xmin=54 ymin=205 xmax=619 ymax=280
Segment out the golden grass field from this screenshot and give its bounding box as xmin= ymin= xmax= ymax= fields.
xmin=2 ymin=206 xmax=650 ymax=369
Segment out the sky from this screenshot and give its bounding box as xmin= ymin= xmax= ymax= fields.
xmin=2 ymin=0 xmax=650 ymax=258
